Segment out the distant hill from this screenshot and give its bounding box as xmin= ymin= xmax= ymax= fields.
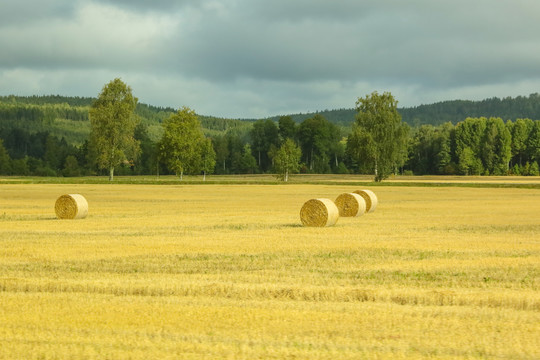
xmin=0 ymin=95 xmax=253 ymax=145
xmin=399 ymin=93 xmax=540 ymax=126
xmin=2 ymin=93 xmax=540 ymax=146
xmin=266 ymin=93 xmax=540 ymax=127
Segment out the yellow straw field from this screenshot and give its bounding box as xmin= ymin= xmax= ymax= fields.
xmin=0 ymin=183 xmax=539 ymax=359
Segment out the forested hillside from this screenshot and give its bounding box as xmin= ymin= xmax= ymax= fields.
xmin=400 ymin=93 xmax=540 ymax=126
xmin=268 ymin=93 xmax=540 ymax=127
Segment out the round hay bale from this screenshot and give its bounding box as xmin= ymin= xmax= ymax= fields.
xmin=300 ymin=198 xmax=339 ymax=227
xmin=335 ymin=192 xmax=366 ymax=217
xmin=55 ymin=194 xmax=88 ymax=219
xmin=353 ymin=189 xmax=378 ymax=213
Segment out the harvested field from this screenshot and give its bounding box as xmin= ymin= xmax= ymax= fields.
xmin=0 ymin=182 xmax=539 ymax=359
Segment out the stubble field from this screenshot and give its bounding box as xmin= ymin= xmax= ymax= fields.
xmin=0 ymin=180 xmax=539 ymax=359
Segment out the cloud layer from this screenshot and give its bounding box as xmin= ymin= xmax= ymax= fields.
xmin=2 ymin=0 xmax=540 ymax=118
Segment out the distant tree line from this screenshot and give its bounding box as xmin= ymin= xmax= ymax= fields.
xmin=407 ymin=118 xmax=540 ymax=176
xmin=400 ymin=93 xmax=540 ymax=127
xmin=1 ymin=92 xmax=540 ymax=178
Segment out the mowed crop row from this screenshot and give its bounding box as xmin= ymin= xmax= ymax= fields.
xmin=0 ymin=183 xmax=539 ymax=359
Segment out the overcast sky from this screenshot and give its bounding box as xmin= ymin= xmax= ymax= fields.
xmin=1 ymin=0 xmax=540 ymax=118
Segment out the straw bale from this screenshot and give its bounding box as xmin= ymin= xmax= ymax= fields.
xmin=300 ymin=198 xmax=339 ymax=227
xmin=353 ymin=189 xmax=378 ymax=213
xmin=55 ymin=194 xmax=88 ymax=219
xmin=335 ymin=192 xmax=366 ymax=217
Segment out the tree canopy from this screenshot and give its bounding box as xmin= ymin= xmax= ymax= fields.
xmin=347 ymin=91 xmax=409 ymax=181
xmin=159 ymin=106 xmax=213 ymax=180
xmin=88 ymin=78 xmax=139 ymax=181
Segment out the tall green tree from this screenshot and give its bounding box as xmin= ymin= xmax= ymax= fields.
xmin=273 ymin=138 xmax=302 ymax=182
xmin=435 ymin=122 xmax=454 ymax=174
xmin=527 ymin=120 xmax=540 ymax=164
xmin=199 ymin=138 xmax=216 ymax=181
xmin=481 ymin=117 xmax=511 ymax=175
xmin=89 ymin=78 xmax=139 ymax=181
xmin=347 ymin=91 xmax=409 ymax=181
xmin=510 ymin=118 xmax=533 ymax=166
xmin=454 ymin=117 xmax=486 ymax=175
xmin=159 ymin=106 xmax=206 ymax=180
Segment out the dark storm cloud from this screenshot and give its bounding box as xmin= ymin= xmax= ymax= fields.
xmin=2 ymin=0 xmax=540 ymax=117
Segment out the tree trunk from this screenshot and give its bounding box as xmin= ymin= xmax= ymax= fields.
xmin=285 ymin=169 xmax=289 ymax=182
xmin=374 ymin=159 xmax=380 ymax=182
xmin=203 ymin=171 xmax=206 ymax=182
xmin=109 ymin=167 xmax=114 ymax=181
xmin=179 ymin=170 xmax=183 ymax=181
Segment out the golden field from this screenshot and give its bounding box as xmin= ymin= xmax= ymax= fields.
xmin=0 ymin=181 xmax=539 ymax=359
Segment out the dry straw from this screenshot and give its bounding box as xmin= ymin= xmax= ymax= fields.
xmin=300 ymin=198 xmax=339 ymax=227
xmin=353 ymin=189 xmax=378 ymax=213
xmin=335 ymin=192 xmax=366 ymax=217
xmin=55 ymin=194 xmax=88 ymax=219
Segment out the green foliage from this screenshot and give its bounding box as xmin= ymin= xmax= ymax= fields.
xmin=348 ymin=91 xmax=409 ymax=181
xmin=273 ymin=139 xmax=302 ymax=182
xmin=2 ymin=93 xmax=540 ymax=178
xmin=528 ymin=161 xmax=540 ymax=176
xmin=159 ymin=107 xmax=207 ymax=179
xmin=399 ymin=93 xmax=540 ymax=126
xmin=250 ymin=120 xmax=280 ymax=172
xmin=199 ymin=138 xmax=217 ymax=180
xmin=0 ymin=139 xmax=11 ymax=175
xmin=278 ymin=116 xmax=297 ymax=142
xmin=89 ymin=79 xmax=139 ymax=180
xmin=238 ymin=144 xmax=258 ymax=174
xmin=527 ymin=121 xmax=540 ymax=164
xmin=62 ymin=155 xmax=81 ymax=177
xmin=297 ymin=114 xmax=341 ymax=173
xmin=509 ymin=118 xmax=533 ymax=166
xmin=11 ymin=157 xmax=29 ymax=175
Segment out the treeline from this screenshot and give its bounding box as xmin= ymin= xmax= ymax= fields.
xmin=0 ymin=113 xmax=347 ymax=177
xmin=267 ymin=93 xmax=540 ymax=128
xmin=2 ymin=114 xmax=539 ymax=178
xmin=407 ymin=118 xmax=540 ymax=176
xmin=1 ymin=95 xmax=540 ymax=178
xmin=400 ymin=93 xmax=540 ymax=126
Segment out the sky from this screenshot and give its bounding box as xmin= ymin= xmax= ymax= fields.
xmin=1 ymin=0 xmax=540 ymax=119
